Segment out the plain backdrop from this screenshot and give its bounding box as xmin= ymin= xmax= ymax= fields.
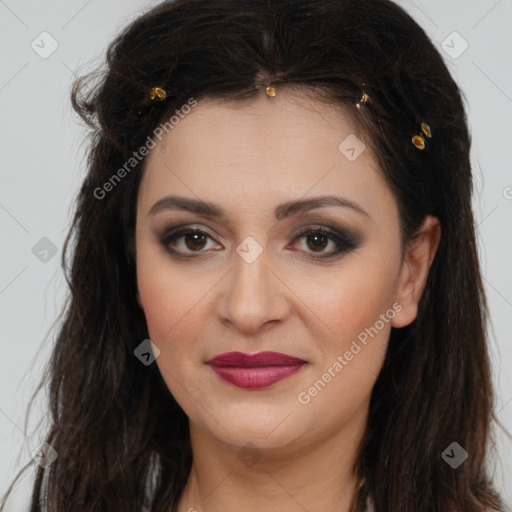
xmin=1 ymin=0 xmax=511 ymax=510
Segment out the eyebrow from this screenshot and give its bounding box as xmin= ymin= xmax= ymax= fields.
xmin=148 ymin=194 xmax=370 ymax=220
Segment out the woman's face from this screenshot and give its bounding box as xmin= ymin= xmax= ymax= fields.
xmin=135 ymin=89 xmax=426 ymax=451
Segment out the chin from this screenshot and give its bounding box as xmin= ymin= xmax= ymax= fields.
xmin=202 ymin=406 xmax=306 ymax=450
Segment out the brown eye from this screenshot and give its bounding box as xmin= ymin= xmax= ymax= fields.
xmin=160 ymin=225 xmax=360 ymax=260
xmin=305 ymin=232 xmax=329 ymax=252
xmin=160 ymin=228 xmax=219 ymax=256
xmin=183 ymin=232 xmax=208 ymax=251
xmin=291 ymin=227 xmax=359 ymax=259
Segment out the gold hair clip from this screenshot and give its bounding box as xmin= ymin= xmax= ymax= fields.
xmin=354 ymin=83 xmax=432 ymax=151
xmin=355 ymin=92 xmax=370 ymax=110
xmin=412 ymin=122 xmax=432 ymax=150
xmin=355 ymin=83 xmax=370 ymax=110
xmin=148 ymin=87 xmax=167 ymax=101
xmin=265 ymin=85 xmax=276 ymax=97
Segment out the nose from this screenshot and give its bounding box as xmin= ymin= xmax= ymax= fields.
xmin=216 ymin=246 xmax=291 ymax=335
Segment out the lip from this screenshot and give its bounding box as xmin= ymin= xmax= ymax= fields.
xmin=207 ymin=351 xmax=307 ymax=367
xmin=207 ymin=351 xmax=308 ymax=389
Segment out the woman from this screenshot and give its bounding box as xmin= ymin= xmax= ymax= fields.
xmin=1 ymin=0 xmax=509 ymax=510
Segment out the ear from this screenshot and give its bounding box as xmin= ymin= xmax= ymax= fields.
xmin=391 ymin=215 xmax=441 ymax=328
xmin=136 ymin=291 xmax=143 ymax=309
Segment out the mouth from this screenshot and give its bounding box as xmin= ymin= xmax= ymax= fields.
xmin=206 ymin=351 xmax=308 ymax=389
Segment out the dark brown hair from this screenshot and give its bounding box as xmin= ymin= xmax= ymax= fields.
xmin=1 ymin=0 xmax=509 ymax=510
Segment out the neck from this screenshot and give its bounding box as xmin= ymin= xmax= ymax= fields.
xmin=176 ymin=403 xmax=368 ymax=512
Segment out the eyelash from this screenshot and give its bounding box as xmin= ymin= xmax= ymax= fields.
xmin=159 ymin=224 xmax=359 ymax=260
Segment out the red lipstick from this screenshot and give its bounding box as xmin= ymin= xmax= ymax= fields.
xmin=207 ymin=351 xmax=307 ymax=389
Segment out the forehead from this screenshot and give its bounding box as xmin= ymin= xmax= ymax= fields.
xmin=137 ymin=90 xmax=394 ymax=223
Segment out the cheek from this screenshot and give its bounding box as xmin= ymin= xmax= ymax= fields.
xmin=135 ymin=237 xmax=225 ymax=394
xmin=136 ymin=239 xmax=199 ymax=352
xmin=296 ymin=255 xmax=399 ymax=344
xmin=295 ymin=274 xmax=393 ymax=429
xmin=136 ymin=250 xmax=204 ymax=401
xmin=293 ymin=252 xmax=399 ymax=407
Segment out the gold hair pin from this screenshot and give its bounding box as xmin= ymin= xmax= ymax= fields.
xmin=355 ymin=83 xmax=370 ymax=110
xmin=265 ymin=85 xmax=276 ymax=97
xmin=148 ymin=87 xmax=167 ymax=101
xmin=355 ymin=92 xmax=370 ymax=109
xmin=354 ymin=84 xmax=432 ymax=150
xmin=412 ymin=122 xmax=432 ymax=150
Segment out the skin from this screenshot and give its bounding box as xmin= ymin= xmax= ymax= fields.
xmin=135 ymin=85 xmax=441 ymax=512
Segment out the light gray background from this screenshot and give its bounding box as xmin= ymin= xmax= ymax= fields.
xmin=1 ymin=0 xmax=511 ymax=510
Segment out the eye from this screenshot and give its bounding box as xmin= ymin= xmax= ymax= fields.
xmin=159 ymin=224 xmax=360 ymax=260
xmin=160 ymin=227 xmax=220 ymax=256
xmin=290 ymin=226 xmax=359 ymax=259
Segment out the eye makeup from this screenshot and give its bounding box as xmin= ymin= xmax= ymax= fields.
xmin=156 ymin=221 xmax=362 ymax=262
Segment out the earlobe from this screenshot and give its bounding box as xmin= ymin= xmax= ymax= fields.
xmin=391 ymin=215 xmax=441 ymax=329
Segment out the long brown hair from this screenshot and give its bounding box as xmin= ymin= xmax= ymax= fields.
xmin=1 ymin=0 xmax=509 ymax=510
